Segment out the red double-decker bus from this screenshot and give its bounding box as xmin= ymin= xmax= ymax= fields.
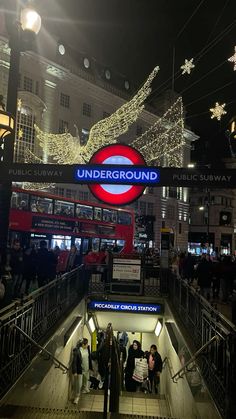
xmin=9 ymin=187 xmax=134 ymax=254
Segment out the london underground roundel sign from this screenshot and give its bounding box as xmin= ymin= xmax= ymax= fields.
xmin=89 ymin=144 xmax=146 ymax=205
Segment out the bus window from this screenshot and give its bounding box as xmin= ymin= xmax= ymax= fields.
xmin=51 ymin=235 xmax=71 ymax=250
xmin=76 ymin=204 xmax=93 ymax=220
xmin=31 ymin=196 xmax=53 ymax=214
xmin=92 ymin=238 xmax=100 ymax=252
xmin=118 ymin=211 xmax=131 ymax=225
xmin=75 ymin=238 xmax=82 ymax=252
xmin=100 ymin=238 xmax=116 ymax=250
xmin=55 ymin=200 xmax=74 ymax=217
xmin=103 ymin=209 xmax=117 ymax=223
xmin=116 ymin=240 xmax=125 ymax=252
xmin=11 ymin=191 xmax=29 ymax=210
xmin=94 ymin=207 xmax=102 ymax=221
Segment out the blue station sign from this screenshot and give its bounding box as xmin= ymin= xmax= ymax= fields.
xmin=88 ymin=300 xmax=162 ymax=314
xmin=74 ymin=165 xmax=160 ymax=185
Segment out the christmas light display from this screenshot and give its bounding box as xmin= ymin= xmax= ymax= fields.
xmin=131 ymin=97 xmax=184 ymax=167
xmin=210 ymin=102 xmax=227 ymax=121
xmin=228 ymin=46 xmax=236 ymax=71
xmin=180 ymin=58 xmax=195 ymax=75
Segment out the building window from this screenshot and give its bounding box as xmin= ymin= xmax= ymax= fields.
xmin=147 ymin=202 xmax=154 ymax=215
xmin=23 ymin=76 xmax=33 ymax=92
xmin=83 ymin=102 xmax=91 ymax=117
xmin=66 ymin=188 xmax=75 ymax=199
xmin=79 ymin=190 xmax=89 ymax=201
xmin=136 ymin=124 xmax=143 ymax=136
xmin=60 ymin=93 xmax=70 ymax=108
xmin=103 ymin=111 xmax=110 ymax=119
xmin=81 ymin=128 xmax=90 ymax=145
xmin=15 ymin=106 xmax=35 ymax=162
xmin=55 ymin=187 xmax=64 ymax=196
xmin=162 ymin=221 xmax=165 ymax=228
xmin=59 ymin=119 xmax=69 ymax=133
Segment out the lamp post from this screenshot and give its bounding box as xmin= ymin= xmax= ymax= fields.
xmin=0 ymin=3 xmax=41 ymax=256
xmin=199 ymin=188 xmax=210 ymax=252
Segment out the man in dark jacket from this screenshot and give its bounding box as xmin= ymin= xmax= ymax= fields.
xmin=8 ymin=240 xmax=24 ymax=298
xmin=196 ymin=254 xmax=213 ymax=300
xmin=145 ymin=344 xmax=163 ymax=394
xmin=36 ymin=240 xmax=57 ymax=287
xmin=71 ymin=338 xmax=92 ymax=404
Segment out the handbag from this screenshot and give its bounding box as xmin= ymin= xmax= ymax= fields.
xmin=132 ymin=358 xmax=148 ymax=383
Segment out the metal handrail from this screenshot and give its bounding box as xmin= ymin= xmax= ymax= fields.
xmin=11 ymin=324 xmax=69 ymax=373
xmin=162 ymin=356 xmax=174 ymax=377
xmin=171 ymin=335 xmax=220 ymax=383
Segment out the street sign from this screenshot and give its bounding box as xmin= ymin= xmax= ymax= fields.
xmin=0 ymin=163 xmax=236 ymax=187
xmin=88 ymin=144 xmax=147 ymax=205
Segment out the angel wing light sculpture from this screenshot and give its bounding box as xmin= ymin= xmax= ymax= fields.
xmin=21 ymin=66 xmax=185 ymax=190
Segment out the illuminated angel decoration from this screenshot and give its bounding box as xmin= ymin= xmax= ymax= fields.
xmin=21 ymin=65 xmax=185 ymax=190
xmin=34 ymin=66 xmax=160 ymax=166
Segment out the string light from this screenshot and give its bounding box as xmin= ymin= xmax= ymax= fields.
xmin=22 ymin=148 xmax=55 ymax=190
xmin=33 ymin=66 xmax=160 ymax=166
xmin=209 ymin=102 xmax=227 ymax=121
xmin=84 ymin=65 xmax=160 ymax=161
xmin=22 ymin=68 xmax=186 ymax=193
xmin=180 ymin=58 xmax=195 ymax=75
xmin=131 ymin=97 xmax=184 ymax=167
xmin=228 ymin=46 xmax=236 ymax=71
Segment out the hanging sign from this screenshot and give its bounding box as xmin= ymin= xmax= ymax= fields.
xmin=88 ymin=144 xmax=148 ymax=205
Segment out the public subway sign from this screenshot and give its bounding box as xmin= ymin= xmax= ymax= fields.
xmin=88 ymin=300 xmax=162 ymax=314
xmin=1 ymin=162 xmax=236 ymax=188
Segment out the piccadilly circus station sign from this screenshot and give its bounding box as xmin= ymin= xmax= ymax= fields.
xmin=75 ymin=144 xmax=160 ymax=205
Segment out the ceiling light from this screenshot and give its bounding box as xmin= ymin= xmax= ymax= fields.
xmin=88 ymin=317 xmax=95 ymax=333
xmin=105 ymin=69 xmax=111 ymax=80
xmin=83 ymin=57 xmax=90 ymax=69
xmin=155 ymin=320 xmax=162 ymax=337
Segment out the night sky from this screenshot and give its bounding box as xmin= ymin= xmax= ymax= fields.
xmin=12 ymin=1 xmax=236 ymax=164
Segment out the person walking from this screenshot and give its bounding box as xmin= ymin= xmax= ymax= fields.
xmin=36 ymin=240 xmax=55 ymax=287
xmin=125 ymin=340 xmax=144 ymax=392
xmin=23 ymin=244 xmax=37 ymax=294
xmin=196 ymin=254 xmax=213 ymax=300
xmin=8 ymin=240 xmax=24 ymax=298
xmin=66 ymin=245 xmax=81 ymax=272
xmin=71 ymin=338 xmax=92 ymax=404
xmin=145 ymin=344 xmax=163 ymax=394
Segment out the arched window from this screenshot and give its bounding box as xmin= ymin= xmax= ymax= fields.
xmin=14 ymin=105 xmax=35 ymax=162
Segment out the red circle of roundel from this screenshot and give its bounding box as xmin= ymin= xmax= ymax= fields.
xmin=89 ymin=144 xmax=146 ymax=205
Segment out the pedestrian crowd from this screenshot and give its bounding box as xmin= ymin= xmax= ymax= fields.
xmin=174 ymin=251 xmax=236 ymax=303
xmin=71 ymin=332 xmax=162 ymax=405
xmin=0 ymin=240 xmax=83 ymax=308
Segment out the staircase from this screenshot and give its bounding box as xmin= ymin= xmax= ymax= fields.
xmin=0 ymin=391 xmax=178 ymax=419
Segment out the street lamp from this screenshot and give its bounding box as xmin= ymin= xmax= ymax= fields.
xmin=0 ymin=3 xmax=41 ymax=254
xmin=199 ymin=189 xmax=210 ymax=250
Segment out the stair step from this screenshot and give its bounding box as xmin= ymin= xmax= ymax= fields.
xmin=0 ymin=404 xmax=179 ymax=419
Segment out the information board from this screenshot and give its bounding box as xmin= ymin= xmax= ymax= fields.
xmin=112 ymin=257 xmax=141 ymax=281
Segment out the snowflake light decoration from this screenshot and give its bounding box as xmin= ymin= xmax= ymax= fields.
xmin=210 ymin=102 xmax=227 ymax=121
xmin=228 ymin=46 xmax=236 ymax=71
xmin=180 ymin=58 xmax=195 ymax=75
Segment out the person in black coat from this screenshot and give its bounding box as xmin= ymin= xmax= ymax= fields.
xmin=71 ymin=338 xmax=92 ymax=404
xmin=145 ymin=344 xmax=163 ymax=394
xmin=66 ymin=245 xmax=81 ymax=272
xmin=36 ymin=240 xmax=57 ymax=287
xmin=125 ymin=340 xmax=144 ymax=392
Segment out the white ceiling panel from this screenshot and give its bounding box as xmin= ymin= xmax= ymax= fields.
xmin=95 ymin=311 xmax=158 ymax=332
